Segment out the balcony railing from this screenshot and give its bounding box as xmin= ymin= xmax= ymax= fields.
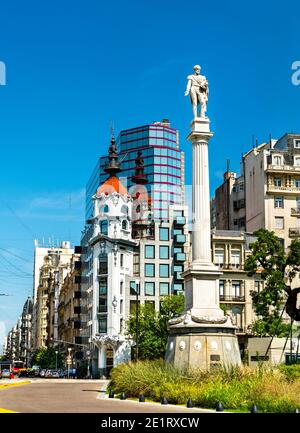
xmin=289 ymin=228 xmax=300 ymax=237
xmin=267 ymin=164 xmax=300 ymax=172
xmin=174 ymin=234 xmax=186 ymax=244
xmin=219 ymin=295 xmax=245 ymax=302
xmin=291 ymin=208 xmax=300 ymax=216
xmin=174 ymin=252 xmax=186 ymax=262
xmin=174 ymin=216 xmax=186 ymax=226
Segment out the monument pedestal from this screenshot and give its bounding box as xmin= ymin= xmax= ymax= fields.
xmin=165 ymin=116 xmax=241 ymax=370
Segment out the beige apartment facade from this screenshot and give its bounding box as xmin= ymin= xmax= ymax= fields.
xmin=211 ymin=230 xmax=262 ymax=354
xmin=244 ymin=133 xmax=300 ymax=249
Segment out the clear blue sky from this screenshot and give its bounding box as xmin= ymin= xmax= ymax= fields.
xmin=0 ymin=0 xmax=299 ymax=351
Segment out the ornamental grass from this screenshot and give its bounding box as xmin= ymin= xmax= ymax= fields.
xmin=109 ymin=360 xmax=300 ymax=413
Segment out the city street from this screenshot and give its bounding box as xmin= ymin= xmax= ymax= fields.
xmin=0 ymin=380 xmax=212 ymax=413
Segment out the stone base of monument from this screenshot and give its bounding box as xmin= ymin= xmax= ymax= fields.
xmin=165 ymin=264 xmax=242 ymax=370
xmin=165 ymin=320 xmax=242 ymax=371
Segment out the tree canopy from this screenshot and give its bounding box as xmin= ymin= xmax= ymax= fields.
xmin=31 ymin=347 xmax=64 ymax=369
xmin=126 ymin=294 xmax=185 ymax=360
xmin=244 ymin=229 xmax=300 ymax=336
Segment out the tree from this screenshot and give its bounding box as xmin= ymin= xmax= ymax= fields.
xmin=31 ymin=347 xmax=64 ymax=369
xmin=244 ymin=228 xmax=300 ymax=336
xmin=125 ymin=294 xmax=185 ymax=360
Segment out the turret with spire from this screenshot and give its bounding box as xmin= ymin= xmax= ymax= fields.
xmin=104 ymin=136 xmax=121 ymax=177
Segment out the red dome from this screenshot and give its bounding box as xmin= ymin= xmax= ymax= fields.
xmin=96 ymin=176 xmax=128 ymax=196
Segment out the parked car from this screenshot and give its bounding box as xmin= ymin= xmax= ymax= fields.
xmin=39 ymin=369 xmax=46 ymax=377
xmin=1 ymin=369 xmax=12 ymax=379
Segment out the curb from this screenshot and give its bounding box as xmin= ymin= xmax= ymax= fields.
xmin=0 ymin=381 xmax=31 ymax=390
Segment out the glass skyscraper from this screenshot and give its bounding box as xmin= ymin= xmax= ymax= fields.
xmin=85 ymin=119 xmax=185 ymax=222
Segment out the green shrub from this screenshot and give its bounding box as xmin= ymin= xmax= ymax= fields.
xmin=109 ymin=360 xmax=300 ymax=413
xmin=278 ymin=364 xmax=300 ymax=382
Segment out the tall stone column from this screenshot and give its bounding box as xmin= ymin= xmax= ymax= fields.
xmin=165 ymin=118 xmax=241 ymax=371
xmin=184 ymin=118 xmax=224 ymax=320
xmin=190 ymin=119 xmax=213 ymax=265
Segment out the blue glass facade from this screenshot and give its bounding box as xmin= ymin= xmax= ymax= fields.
xmin=85 ymin=121 xmax=184 ymax=222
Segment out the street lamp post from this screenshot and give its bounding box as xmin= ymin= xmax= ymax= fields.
xmin=135 ymin=280 xmax=139 ymax=361
xmin=67 ymin=347 xmax=72 ymax=379
xmin=55 ymin=350 xmax=58 ymax=370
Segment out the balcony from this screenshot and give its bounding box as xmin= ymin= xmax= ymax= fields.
xmin=267 ymin=184 xmax=300 ymax=194
xmin=174 ymin=216 xmax=186 ymax=226
xmin=267 ymin=164 xmax=300 ymax=174
xmin=219 ymin=295 xmax=245 ymax=302
xmin=174 ymin=234 xmax=186 ymax=244
xmin=174 ymin=252 xmax=186 ymax=262
xmin=289 ymin=228 xmax=300 ymax=237
xmin=291 ymin=208 xmax=300 ymax=216
xmin=174 ymin=271 xmax=184 ymax=280
xmin=222 ymin=264 xmax=243 ymax=271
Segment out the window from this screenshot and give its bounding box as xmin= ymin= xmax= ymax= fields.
xmin=274 ymin=196 xmax=283 ymax=208
xmin=145 ymin=282 xmax=155 ymax=296
xmin=145 ymin=245 xmax=155 ymax=259
xmin=294 ymin=139 xmax=300 ymax=149
xmin=159 ymin=264 xmax=169 ymax=278
xmin=99 ymin=278 xmax=107 ymax=295
xmin=159 ymin=227 xmax=169 ymax=241
xmin=100 ymin=220 xmax=108 ymax=235
xmin=121 ymin=205 xmax=128 ymax=214
xmin=232 ymin=281 xmax=241 ymax=297
xmin=102 ymin=205 xmax=109 ymax=213
xmin=295 ymin=179 xmax=300 ymax=188
xmin=173 ymin=283 xmax=184 ymax=293
xmin=99 ymin=317 xmax=107 ymax=334
xmin=120 ymin=281 xmax=123 ymax=295
xmin=99 ymin=298 xmax=107 ymax=313
xmin=215 ymin=248 xmax=224 ymax=267
xmin=275 ymin=216 xmax=284 ymax=229
xmin=255 ymin=281 xmax=263 ymax=293
xmin=145 ymin=263 xmax=155 ymax=277
xmin=219 ymin=280 xmax=225 ymax=298
xmin=145 ymin=301 xmax=155 ymax=311
xmin=130 ymin=300 xmax=140 ymax=315
xmin=231 ymin=249 xmax=240 ymax=268
xmin=273 ymin=155 xmax=282 ymax=166
xmin=159 ymin=246 xmax=169 ymax=259
xmin=120 ymin=254 xmax=124 ymax=268
xmin=239 ymin=183 xmax=244 ymax=191
xmin=130 ymin=281 xmax=140 ymax=295
xmin=159 ymin=282 xmax=169 ymax=296
xmin=295 ymin=157 xmax=300 ymax=167
xmin=122 ymin=220 xmax=128 ymax=230
xmin=99 ymin=259 xmax=108 ymax=275
xmin=274 ymin=177 xmax=282 ymax=187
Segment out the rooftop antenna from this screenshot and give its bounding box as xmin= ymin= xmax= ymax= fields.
xmin=255 ymin=138 xmax=259 ymax=148
xmin=110 ymin=120 xmax=115 ymax=139
xmin=226 ymin=159 xmax=230 ymax=173
xmin=269 ymin=133 xmax=272 ymax=149
xmin=252 ymin=134 xmax=255 ymax=149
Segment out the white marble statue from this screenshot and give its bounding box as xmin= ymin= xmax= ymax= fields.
xmin=184 ymin=65 xmax=209 ymax=118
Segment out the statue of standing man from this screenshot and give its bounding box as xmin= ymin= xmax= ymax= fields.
xmin=185 ymin=65 xmax=209 ymax=118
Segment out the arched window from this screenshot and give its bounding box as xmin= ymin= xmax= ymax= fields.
xmin=102 ymin=205 xmax=109 ymax=213
xmin=122 ymin=220 xmax=128 ymax=230
xmin=100 ymin=220 xmax=108 ymax=235
xmin=121 ymin=205 xmax=128 ymax=215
